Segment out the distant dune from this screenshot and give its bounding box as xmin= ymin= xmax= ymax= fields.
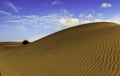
xmin=0 ymin=42 xmax=22 ymax=50
xmin=0 ymin=42 xmax=22 ymax=46
xmin=0 ymin=22 xmax=120 ymax=76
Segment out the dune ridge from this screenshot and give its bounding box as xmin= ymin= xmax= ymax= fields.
xmin=0 ymin=22 xmax=120 ymax=76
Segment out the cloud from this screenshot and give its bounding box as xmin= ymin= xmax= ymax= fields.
xmin=70 ymin=18 xmax=79 ymax=25
xmin=1 ymin=8 xmax=120 ymax=42
xmin=5 ymin=1 xmax=21 ymax=12
xmin=101 ymin=3 xmax=112 ymax=8
xmin=98 ymin=13 xmax=103 ymax=16
xmin=60 ymin=19 xmax=67 ymax=25
xmin=85 ymin=14 xmax=94 ymax=19
xmin=59 ymin=18 xmax=80 ymax=27
xmin=78 ymin=11 xmax=120 ymax=24
xmin=51 ymin=0 xmax=62 ymax=6
xmin=14 ymin=26 xmax=27 ymax=31
xmin=3 ymin=9 xmax=77 ymax=31
xmin=2 ymin=9 xmax=120 ymax=33
xmin=0 ymin=10 xmax=11 ymax=16
xmin=4 ymin=12 xmax=119 ymax=32
xmin=107 ymin=15 xmax=120 ymax=24
xmin=80 ymin=13 xmax=84 ymax=18
xmin=94 ymin=19 xmax=103 ymax=22
xmin=4 ymin=14 xmax=65 ymax=30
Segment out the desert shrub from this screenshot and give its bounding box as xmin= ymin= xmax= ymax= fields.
xmin=22 ymin=40 xmax=29 ymax=45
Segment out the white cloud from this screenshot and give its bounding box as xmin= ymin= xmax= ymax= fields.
xmin=60 ymin=19 xmax=67 ymax=25
xmin=98 ymin=13 xmax=103 ymax=16
xmin=6 ymin=20 xmax=21 ymax=23
xmin=14 ymin=26 xmax=27 ymax=31
xmin=51 ymin=0 xmax=62 ymax=6
xmin=0 ymin=10 xmax=11 ymax=16
xmin=85 ymin=14 xmax=94 ymax=19
xmin=101 ymin=3 xmax=112 ymax=8
xmin=2 ymin=9 xmax=120 ymax=33
xmin=108 ymin=15 xmax=120 ymax=24
xmin=70 ymin=18 xmax=79 ymax=25
xmin=3 ymin=9 xmax=78 ymax=31
xmin=59 ymin=18 xmax=80 ymax=27
xmin=2 ymin=24 xmax=27 ymax=31
xmin=78 ymin=11 xmax=120 ymax=24
xmin=94 ymin=19 xmax=103 ymax=22
xmin=6 ymin=1 xmax=21 ymax=12
xmin=89 ymin=9 xmax=95 ymax=14
xmin=1 ymin=8 xmax=120 ymax=42
xmin=80 ymin=20 xmax=92 ymax=24
xmin=80 ymin=13 xmax=84 ymax=18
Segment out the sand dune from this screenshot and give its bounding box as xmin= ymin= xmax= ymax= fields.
xmin=0 ymin=42 xmax=21 ymax=49
xmin=0 ymin=42 xmax=22 ymax=50
xmin=0 ymin=22 xmax=120 ymax=76
xmin=0 ymin=42 xmax=22 ymax=46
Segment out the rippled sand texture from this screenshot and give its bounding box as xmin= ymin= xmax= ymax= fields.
xmin=0 ymin=22 xmax=120 ymax=76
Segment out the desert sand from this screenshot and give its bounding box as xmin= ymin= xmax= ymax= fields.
xmin=0 ymin=22 xmax=120 ymax=76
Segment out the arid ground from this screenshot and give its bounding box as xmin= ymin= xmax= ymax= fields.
xmin=0 ymin=22 xmax=120 ymax=76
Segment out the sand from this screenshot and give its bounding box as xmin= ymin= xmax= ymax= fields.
xmin=0 ymin=22 xmax=120 ymax=76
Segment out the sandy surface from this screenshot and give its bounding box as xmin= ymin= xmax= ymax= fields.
xmin=0 ymin=22 xmax=120 ymax=76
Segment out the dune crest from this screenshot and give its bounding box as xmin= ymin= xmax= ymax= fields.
xmin=0 ymin=22 xmax=120 ymax=76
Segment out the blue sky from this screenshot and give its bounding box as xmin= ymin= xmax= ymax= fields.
xmin=0 ymin=0 xmax=120 ymax=42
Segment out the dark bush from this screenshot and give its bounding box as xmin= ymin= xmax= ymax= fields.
xmin=22 ymin=40 xmax=29 ymax=45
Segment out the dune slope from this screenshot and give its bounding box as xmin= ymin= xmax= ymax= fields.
xmin=0 ymin=22 xmax=120 ymax=76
